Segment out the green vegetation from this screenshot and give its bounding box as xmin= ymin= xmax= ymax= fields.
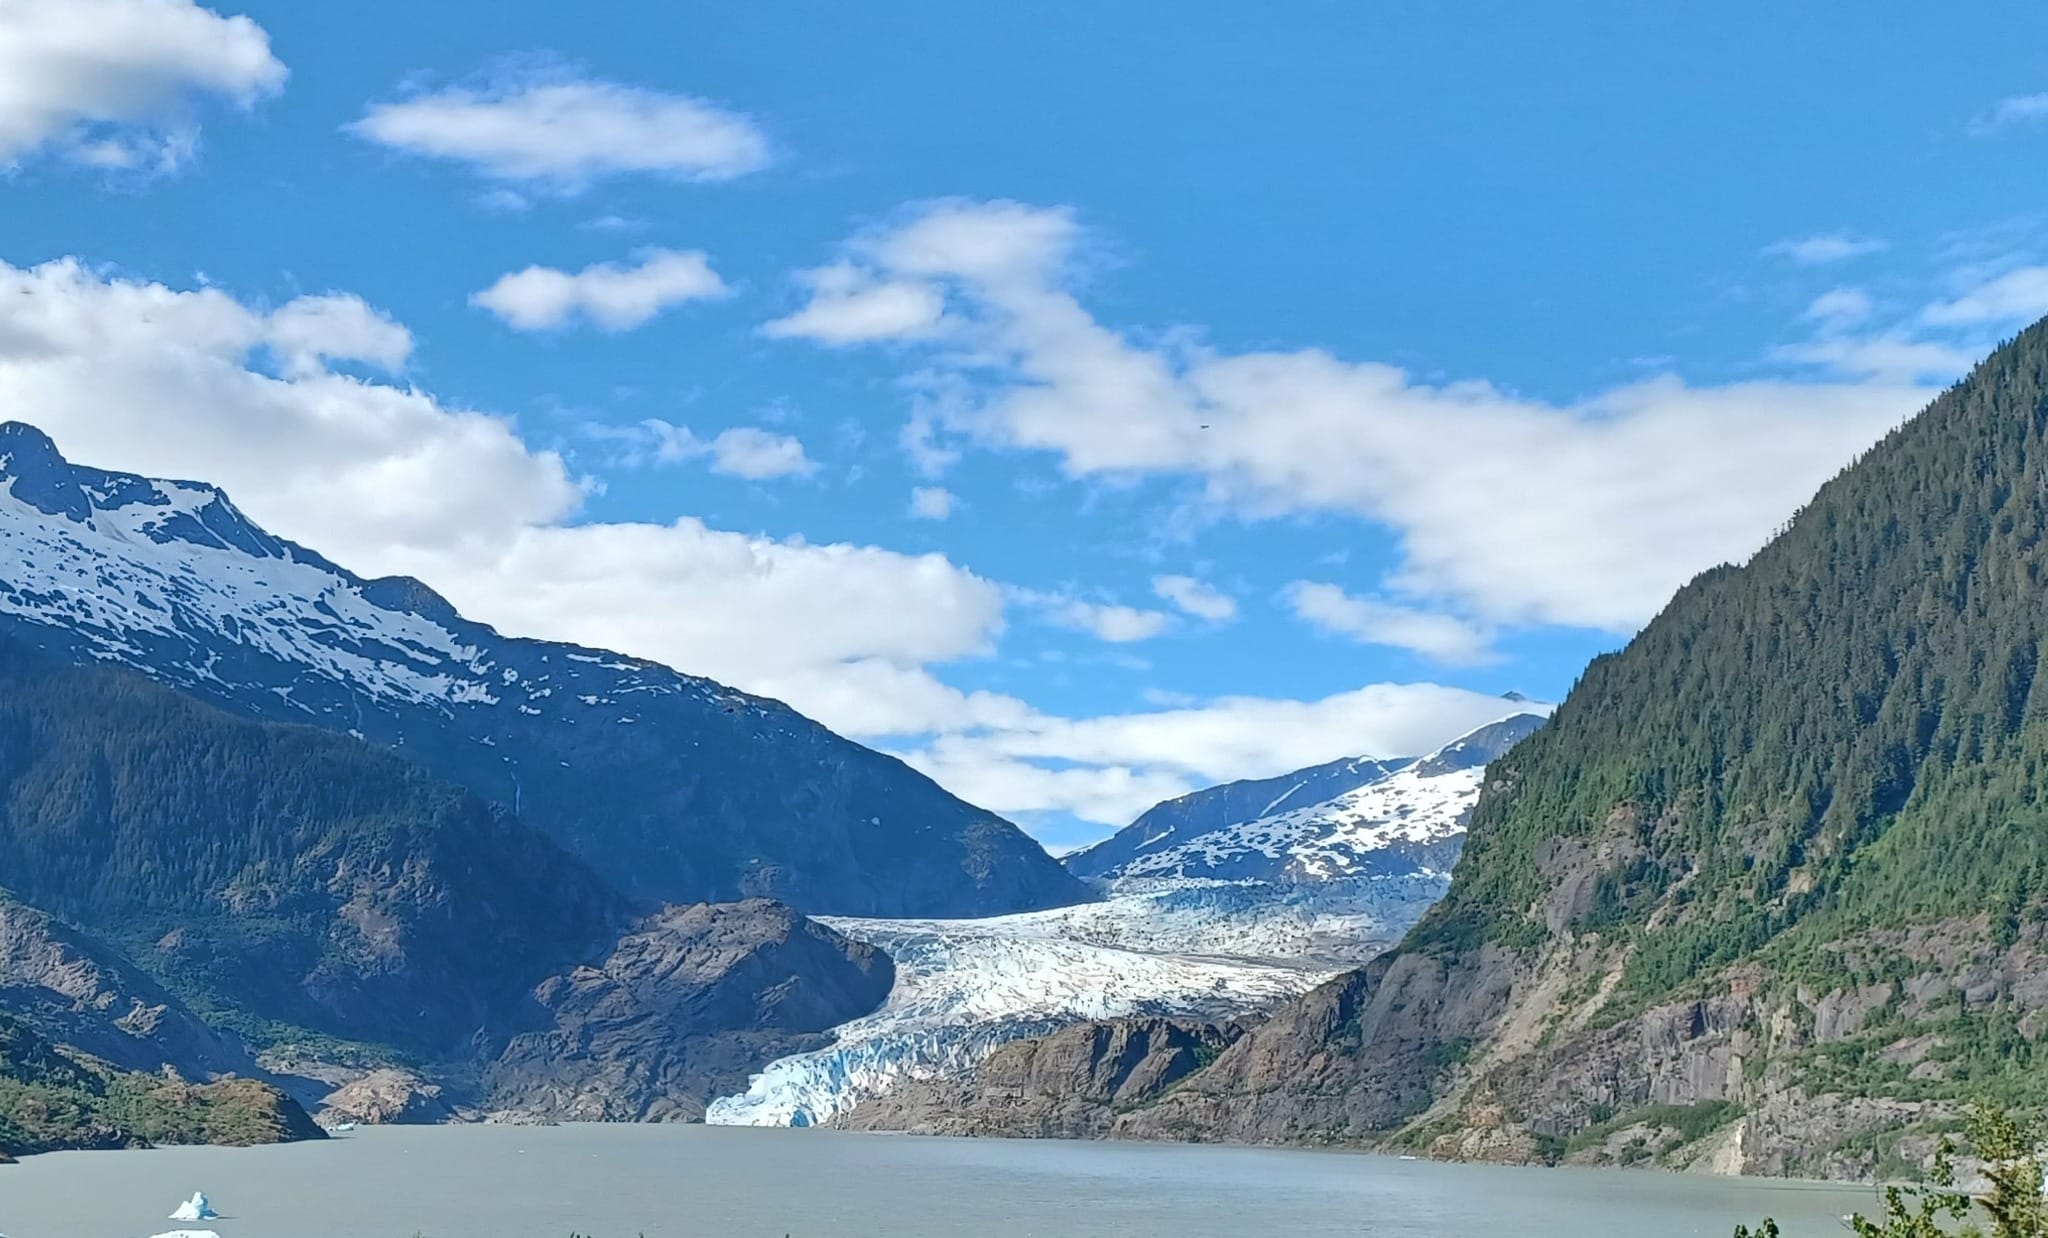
xmin=1563 ymin=1100 xmax=1742 ymax=1158
xmin=1737 ymin=1106 xmax=2047 ymax=1237
xmin=1403 ymin=319 xmax=2048 ymax=1113
xmin=0 ymin=1010 xmax=319 ymax=1159
xmin=0 ymin=634 xmax=624 ymax=1055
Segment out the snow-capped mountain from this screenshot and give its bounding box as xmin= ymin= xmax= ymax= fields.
xmin=1064 ymin=752 xmax=1409 ymax=881
xmin=0 ymin=421 xmax=1085 ymax=918
xmin=1068 ymin=713 xmax=1548 ymax=887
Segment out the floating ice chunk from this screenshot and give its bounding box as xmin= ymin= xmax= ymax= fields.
xmin=168 ymin=1191 xmax=219 ymax=1221
xmin=150 ymin=1231 xmax=222 ymax=1238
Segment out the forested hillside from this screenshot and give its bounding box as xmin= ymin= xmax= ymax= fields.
xmin=1105 ymin=318 xmax=2048 ymax=1179
xmin=0 ymin=1011 xmax=320 ymax=1161
xmin=0 ymin=633 xmax=627 ymax=1055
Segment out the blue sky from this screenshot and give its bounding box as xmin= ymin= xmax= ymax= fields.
xmin=3 ymin=1 xmax=2048 ymax=849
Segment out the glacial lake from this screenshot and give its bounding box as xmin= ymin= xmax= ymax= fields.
xmin=0 ymin=1123 xmax=1880 ymax=1238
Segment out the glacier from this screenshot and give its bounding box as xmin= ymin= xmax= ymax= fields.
xmin=709 ymin=713 xmax=1550 ymax=1128
xmin=704 ymin=890 xmax=1341 ymax=1127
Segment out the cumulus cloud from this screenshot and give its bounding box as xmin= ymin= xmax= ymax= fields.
xmin=770 ymin=199 xmax=1935 ymax=634
xmin=1763 ymin=232 xmax=1889 ymax=266
xmin=1971 ymin=92 xmax=2048 ymax=136
xmin=0 ymin=254 xmax=1573 ymax=838
xmin=472 ymin=248 xmax=728 ymax=332
xmin=701 ymin=426 xmax=817 ymax=479
xmin=0 ymin=257 xmax=986 ymax=720
xmin=265 ymin=293 xmax=412 ymax=376
xmin=761 ymin=262 xmax=947 ymax=344
xmin=1152 ymin=574 xmax=1237 ymax=622
xmin=0 ymin=0 xmax=285 ymax=171
xmin=908 ymin=486 xmax=956 ymax=520
xmin=1284 ymin=581 xmax=1493 ymax=664
xmin=350 ymin=71 xmax=769 ymax=188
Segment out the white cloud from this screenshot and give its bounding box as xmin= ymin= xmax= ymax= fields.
xmin=900 ymin=683 xmax=1547 ymax=825
xmin=1284 ymin=581 xmax=1493 ymax=664
xmin=908 ymin=486 xmax=956 ymax=520
xmin=1771 ymin=332 xmax=1979 ymax=384
xmin=265 ymin=293 xmax=412 ymax=377
xmin=1152 ymin=574 xmax=1237 ymax=622
xmin=0 ymin=257 xmax=988 ymax=730
xmin=1763 ymin=232 xmax=1889 ymax=266
xmin=702 ymin=426 xmax=817 ymax=479
xmin=0 ymin=253 xmax=1571 ymax=838
xmin=762 ymin=262 xmax=946 ymax=344
xmin=1922 ymin=265 xmax=2048 ymax=327
xmin=1805 ymin=287 xmax=1873 ymax=325
xmin=1032 ymin=594 xmax=1172 ymax=643
xmin=350 ymin=72 xmax=769 ymax=188
xmin=772 ymin=199 xmax=1935 ymax=634
xmin=591 ymin=418 xmax=816 ymax=479
xmin=0 ymin=0 xmax=285 ymax=171
xmin=1971 ymin=93 xmax=2048 ymax=136
xmin=472 ymin=248 xmax=728 ymax=332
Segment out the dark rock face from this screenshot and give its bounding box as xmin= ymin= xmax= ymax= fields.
xmin=0 ymin=894 xmax=251 ymax=1080
xmin=839 ymin=1018 xmax=1245 ymax=1139
xmin=0 ymin=422 xmax=1086 ymax=918
xmin=485 ymin=900 xmax=894 ymax=1122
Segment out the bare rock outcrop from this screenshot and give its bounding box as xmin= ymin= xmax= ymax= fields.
xmin=839 ymin=1018 xmax=1243 ymax=1138
xmin=316 ymin=1069 xmax=457 ymax=1126
xmin=484 ymin=899 xmax=893 ymax=1122
xmin=0 ymin=894 xmax=250 ymax=1080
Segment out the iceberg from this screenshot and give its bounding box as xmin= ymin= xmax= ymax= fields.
xmin=150 ymin=1231 xmax=222 ymax=1238
xmin=168 ymin=1192 xmax=219 ymax=1221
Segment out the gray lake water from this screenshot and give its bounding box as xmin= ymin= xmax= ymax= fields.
xmin=0 ymin=1124 xmax=1881 ymax=1238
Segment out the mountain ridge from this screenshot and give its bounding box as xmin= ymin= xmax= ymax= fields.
xmin=0 ymin=420 xmax=1086 ymax=919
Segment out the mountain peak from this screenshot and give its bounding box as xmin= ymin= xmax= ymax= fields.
xmin=361 ymin=575 xmax=464 ymax=627
xmin=0 ymin=421 xmax=90 ymax=523
xmin=1409 ymin=712 xmax=1546 ymax=777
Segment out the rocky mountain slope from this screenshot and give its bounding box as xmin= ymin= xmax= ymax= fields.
xmin=839 ymin=1017 xmax=1245 ymax=1139
xmin=1008 ymin=318 xmax=2048 ymax=1180
xmin=0 ymin=626 xmax=896 ymax=1141
xmin=0 ymin=893 xmax=251 ymax=1081
xmin=486 ymin=899 xmax=894 ymax=1122
xmin=0 ymin=421 xmax=1084 ymax=918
